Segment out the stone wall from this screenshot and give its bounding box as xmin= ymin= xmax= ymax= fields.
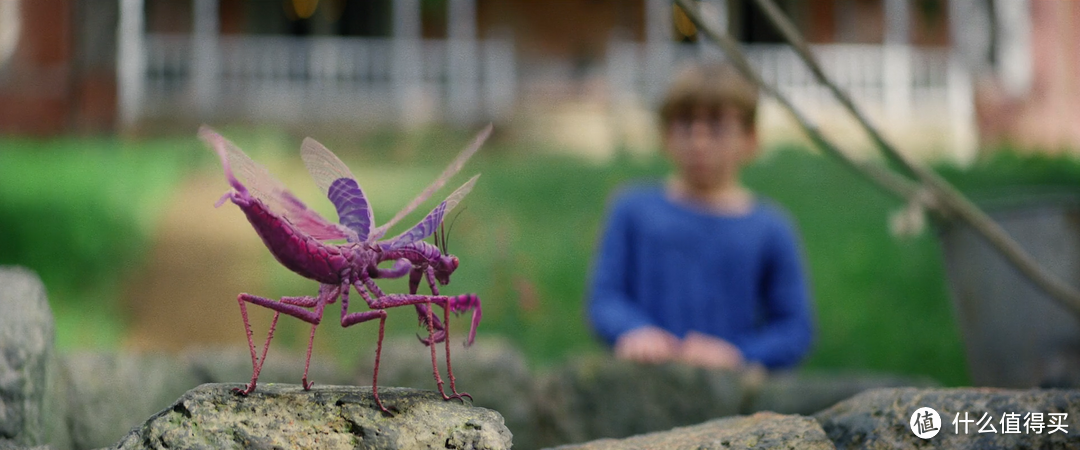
xmin=3 ymin=266 xmax=1077 ymax=449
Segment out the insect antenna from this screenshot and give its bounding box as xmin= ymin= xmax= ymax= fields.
xmin=435 ymin=221 xmax=448 ymax=255
xmin=443 ymin=207 xmax=466 ymax=255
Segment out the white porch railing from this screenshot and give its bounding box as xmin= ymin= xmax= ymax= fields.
xmin=126 ymin=30 xmax=974 ymax=157
xmin=138 ymin=34 xmax=516 ymax=126
xmin=607 ymin=40 xmax=975 ymax=158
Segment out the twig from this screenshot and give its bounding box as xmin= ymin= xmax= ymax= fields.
xmin=671 ymin=0 xmax=919 ymax=203
xmin=674 ymin=0 xmax=1080 ymax=318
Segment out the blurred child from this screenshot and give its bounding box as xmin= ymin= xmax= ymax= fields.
xmin=587 ymin=62 xmax=813 ymax=371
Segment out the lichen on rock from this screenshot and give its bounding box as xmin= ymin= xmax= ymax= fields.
xmin=115 ymin=383 xmax=513 ymax=450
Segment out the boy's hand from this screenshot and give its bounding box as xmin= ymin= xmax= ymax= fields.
xmin=614 ymin=326 xmax=679 ymax=364
xmin=678 ymin=331 xmax=745 ymax=370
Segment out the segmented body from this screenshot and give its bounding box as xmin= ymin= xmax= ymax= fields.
xmin=379 ymin=241 xmax=442 ymax=265
xmin=233 ymin=192 xmax=363 ymax=286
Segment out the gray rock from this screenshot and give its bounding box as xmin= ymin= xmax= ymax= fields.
xmin=359 ymin=337 xmax=537 ymax=447
xmin=62 ymin=352 xmax=201 ymax=450
xmin=815 ymin=387 xmax=1080 ymax=449
xmin=547 ymin=411 xmax=835 ymax=450
xmin=533 ymin=356 xmax=748 ymax=448
xmin=0 ymin=267 xmax=70 ymax=450
xmin=115 ymin=383 xmax=512 ymax=449
xmin=749 ymin=371 xmax=939 ymax=415
xmin=61 ymin=347 xmax=355 ymax=449
xmin=0 ymin=442 xmax=54 ymax=450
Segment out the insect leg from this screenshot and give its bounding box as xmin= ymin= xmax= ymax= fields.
xmin=287 ymin=287 xmax=334 ymax=390
xmin=446 ymin=293 xmax=482 ymax=347
xmin=341 ymin=282 xmax=392 ymax=414
xmin=240 ymin=293 xmax=325 ymax=323
xmin=422 ymin=292 xmax=452 ymax=400
xmin=235 ymin=292 xmax=325 ymax=395
xmin=373 ymin=258 xmax=412 ymax=279
xmin=235 ymin=294 xmax=280 ymax=395
xmin=411 ymin=268 xmax=445 ymax=343
xmin=422 ymin=267 xmax=470 ymax=402
xmin=408 ymin=266 xmax=451 ymax=397
xmin=409 ymin=267 xmax=448 ymax=398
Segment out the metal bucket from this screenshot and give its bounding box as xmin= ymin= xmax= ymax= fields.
xmin=938 ymin=194 xmax=1080 ymax=387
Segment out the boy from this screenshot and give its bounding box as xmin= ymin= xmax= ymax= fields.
xmin=587 ymin=62 xmax=813 ymax=371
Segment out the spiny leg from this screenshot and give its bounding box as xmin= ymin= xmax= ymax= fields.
xmin=343 ymin=281 xmax=393 ymax=415
xmin=364 ymin=279 xmax=482 ymax=402
xmin=358 ymin=279 xmax=486 ymax=405
xmin=236 ymin=296 xmax=281 ymax=395
xmin=412 ymin=269 xmax=453 ymax=401
xmin=424 ymin=267 xmax=471 ymax=402
xmin=424 ymin=298 xmax=454 ymax=400
xmin=287 ymin=285 xmax=336 ymax=390
xmin=410 ymin=269 xmax=446 ymax=346
xmin=234 ymin=292 xmax=325 ymax=395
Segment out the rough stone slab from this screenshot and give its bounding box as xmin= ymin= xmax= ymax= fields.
xmin=114 ymin=383 xmax=512 ymax=449
xmin=61 ymin=347 xmax=354 ymax=449
xmin=358 ymin=337 xmax=536 ymax=445
xmin=547 ymin=411 xmax=835 ymax=450
xmin=533 ymin=356 xmax=748 ymax=447
xmin=748 ymin=371 xmax=939 ymax=415
xmin=815 ymin=387 xmax=1080 ymax=449
xmin=0 ymin=267 xmax=70 ymax=450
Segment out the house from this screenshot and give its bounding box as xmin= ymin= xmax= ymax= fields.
xmin=1 ymin=0 xmax=1075 ymax=155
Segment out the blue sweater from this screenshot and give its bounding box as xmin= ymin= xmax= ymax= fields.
xmin=587 ymin=185 xmax=814 ymax=369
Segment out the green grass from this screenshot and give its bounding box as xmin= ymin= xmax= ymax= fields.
xmin=4 ymin=128 xmax=1079 ymax=387
xmin=0 ymin=135 xmax=197 ymax=348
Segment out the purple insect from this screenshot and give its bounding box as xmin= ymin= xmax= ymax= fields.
xmin=199 ymin=125 xmax=491 ymax=414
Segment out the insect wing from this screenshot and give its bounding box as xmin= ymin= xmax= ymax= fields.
xmin=381 ymin=174 xmax=479 ymax=251
xmin=301 ymin=138 xmax=374 ymax=241
xmin=200 ymin=126 xmax=356 ymax=242
xmin=369 ymin=124 xmax=491 ymax=242
xmin=279 ymin=191 xmax=357 ymax=241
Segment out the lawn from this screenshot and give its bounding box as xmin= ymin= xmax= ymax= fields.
xmin=3 ymin=127 xmax=1079 ymax=386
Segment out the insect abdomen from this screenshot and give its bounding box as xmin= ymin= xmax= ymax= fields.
xmin=242 ymin=198 xmax=347 ymax=284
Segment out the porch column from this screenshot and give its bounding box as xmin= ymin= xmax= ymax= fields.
xmin=192 ymin=0 xmax=220 ymax=117
xmin=995 ymin=0 xmax=1032 ymax=96
xmin=695 ymin=0 xmax=726 ymax=61
xmin=393 ymin=0 xmax=424 ymax=126
xmin=645 ymin=0 xmax=673 ymax=103
xmin=947 ymin=0 xmax=983 ymax=163
xmin=448 ymin=0 xmax=478 ymax=124
xmin=117 ymin=0 xmax=145 ymax=130
xmin=883 ymin=0 xmax=911 ymax=121
xmin=948 ymin=0 xmax=993 ymax=71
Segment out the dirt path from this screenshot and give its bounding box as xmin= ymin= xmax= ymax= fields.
xmin=121 ymin=171 xmax=273 ymax=351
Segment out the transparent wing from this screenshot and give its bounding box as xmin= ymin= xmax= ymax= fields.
xmin=381 ymin=174 xmax=479 ymax=251
xmin=200 ymin=126 xmax=356 ymax=242
xmin=301 ymin=138 xmax=374 ymax=242
xmin=369 ymin=124 xmax=491 ymax=242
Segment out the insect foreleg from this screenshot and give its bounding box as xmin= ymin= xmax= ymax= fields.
xmin=420 ymin=266 xmax=469 ymax=401
xmin=411 ymin=268 xmax=447 ymax=346
xmin=373 ymin=258 xmax=412 ymax=279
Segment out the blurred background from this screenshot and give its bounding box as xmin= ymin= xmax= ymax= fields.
xmin=2 ymin=0 xmax=1080 ymax=389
